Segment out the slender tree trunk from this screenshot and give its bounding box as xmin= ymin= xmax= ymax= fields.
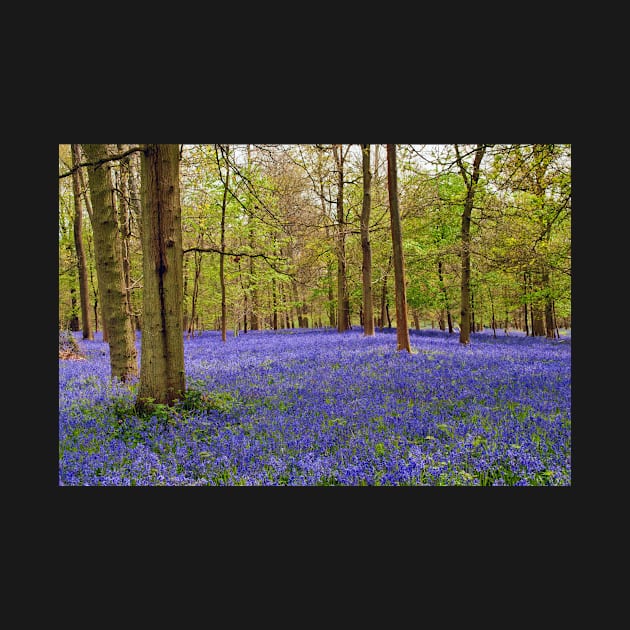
xmin=82 ymin=143 xmax=137 ymax=381
xmin=69 ymin=282 xmax=79 ymax=331
xmin=412 ymin=309 xmax=420 ymax=330
xmin=218 ymin=145 xmax=230 ymax=343
xmin=470 ymin=284 xmax=476 ymax=334
xmin=71 ymin=144 xmax=93 ymax=340
xmin=523 ymin=272 xmax=530 ymax=336
xmin=272 ymin=277 xmax=278 ymax=330
xmin=188 ymin=248 xmax=202 ymax=339
xmin=333 ymin=144 xmax=350 ymax=332
xmin=117 ymin=144 xmax=136 ymax=325
xmin=437 ymin=259 xmax=453 ymax=334
xmin=327 ymin=262 xmax=336 ymax=328
xmin=237 ymin=257 xmax=248 ymax=333
xmin=489 ymin=287 xmax=497 ymax=338
xmin=455 ymin=144 xmax=486 ymax=345
xmin=380 ymin=257 xmax=391 ymax=330
xmin=386 ymin=144 xmax=411 ymax=352
xmin=531 ymin=269 xmax=545 ymax=336
xmin=360 ymin=144 xmax=375 ymax=336
xmin=249 ymin=224 xmax=259 ymax=330
xmin=290 ymin=279 xmax=302 ymax=327
xmin=543 ymin=267 xmax=555 ymax=338
xmin=136 ymin=144 xmax=185 ymax=408
xmin=552 ymin=301 xmax=560 ymax=339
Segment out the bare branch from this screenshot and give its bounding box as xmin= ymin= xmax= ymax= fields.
xmin=58 ymin=145 xmax=144 ymax=179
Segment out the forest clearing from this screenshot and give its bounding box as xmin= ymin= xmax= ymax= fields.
xmin=59 ymin=144 xmax=571 ymax=486
xmin=59 ymin=327 xmax=571 ymax=486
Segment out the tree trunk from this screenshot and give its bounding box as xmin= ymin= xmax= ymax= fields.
xmin=188 ymin=248 xmax=202 ymax=339
xmin=360 ymin=144 xmax=375 ymax=336
xmin=455 ymin=144 xmax=486 ymax=345
xmin=412 ymin=309 xmax=420 ymax=330
xmin=272 ymin=277 xmax=278 ymax=330
xmin=379 ymin=257 xmax=391 ymax=330
xmin=217 ymin=145 xmax=230 ymax=343
xmin=530 ymin=269 xmax=545 ymax=336
xmin=117 ymin=144 xmax=135 ymax=325
xmin=70 ymin=144 xmax=93 ymax=340
xmin=523 ymin=272 xmax=530 ymax=336
xmin=386 ymin=144 xmax=411 ymax=352
xmin=543 ymin=267 xmax=555 ymax=338
xmin=136 ymin=144 xmax=185 ymax=408
xmin=333 ymin=144 xmax=350 ymax=332
xmin=437 ymin=259 xmax=453 ymax=334
xmin=249 ymin=223 xmax=260 ymax=330
xmin=327 ymin=262 xmax=336 ymax=328
xmin=82 ymin=143 xmax=138 ymax=381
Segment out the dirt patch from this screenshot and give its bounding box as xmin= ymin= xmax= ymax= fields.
xmin=59 ymin=350 xmax=86 ymax=360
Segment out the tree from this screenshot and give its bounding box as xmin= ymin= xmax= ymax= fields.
xmin=360 ymin=144 xmax=375 ymax=336
xmin=60 ymin=143 xmax=570 ymax=345
xmin=70 ymin=144 xmax=93 ymax=340
xmin=455 ymin=143 xmax=487 ymax=345
xmin=136 ymin=144 xmax=185 ymax=408
xmin=387 ymin=144 xmax=411 ymax=352
xmin=82 ymin=143 xmax=138 ymax=381
xmin=217 ymin=144 xmax=230 ymax=342
xmin=333 ymin=144 xmax=351 ymax=332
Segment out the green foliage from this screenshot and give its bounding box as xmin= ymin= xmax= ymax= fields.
xmin=60 ymin=144 xmax=570 ymax=337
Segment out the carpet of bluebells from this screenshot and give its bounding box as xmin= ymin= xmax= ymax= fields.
xmin=59 ymin=327 xmax=571 ymax=486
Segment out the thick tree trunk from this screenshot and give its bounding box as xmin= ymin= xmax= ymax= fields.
xmin=82 ymin=143 xmax=138 ymax=381
xmin=137 ymin=144 xmax=185 ymax=407
xmin=386 ymin=144 xmax=411 ymax=352
xmin=360 ymin=144 xmax=375 ymax=336
xmin=70 ymin=144 xmax=93 ymax=340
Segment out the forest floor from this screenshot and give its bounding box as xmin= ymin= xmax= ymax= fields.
xmin=59 ymin=349 xmax=85 ymax=360
xmin=59 ymin=326 xmax=571 ymax=486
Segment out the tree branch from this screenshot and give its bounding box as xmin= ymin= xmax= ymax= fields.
xmin=183 ymin=246 xmax=294 ymax=278
xmin=58 ymin=145 xmax=144 ymax=179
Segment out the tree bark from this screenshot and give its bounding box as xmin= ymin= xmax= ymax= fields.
xmin=116 ymin=144 xmax=135 ymax=325
xmin=218 ymin=145 xmax=230 ymax=342
xmin=82 ymin=143 xmax=137 ymax=381
xmin=455 ymin=144 xmax=486 ymax=345
xmin=360 ymin=144 xmax=375 ymax=336
xmin=70 ymin=144 xmax=93 ymax=340
xmin=386 ymin=144 xmax=411 ymax=352
xmin=249 ymin=224 xmax=259 ymax=330
xmin=437 ymin=259 xmax=453 ymax=334
xmin=137 ymin=144 xmax=185 ymax=408
xmin=333 ymin=144 xmax=350 ymax=332
xmin=379 ymin=256 xmax=391 ymax=329
xmin=188 ymin=247 xmax=202 ymax=339
xmin=327 ymin=262 xmax=336 ymax=328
